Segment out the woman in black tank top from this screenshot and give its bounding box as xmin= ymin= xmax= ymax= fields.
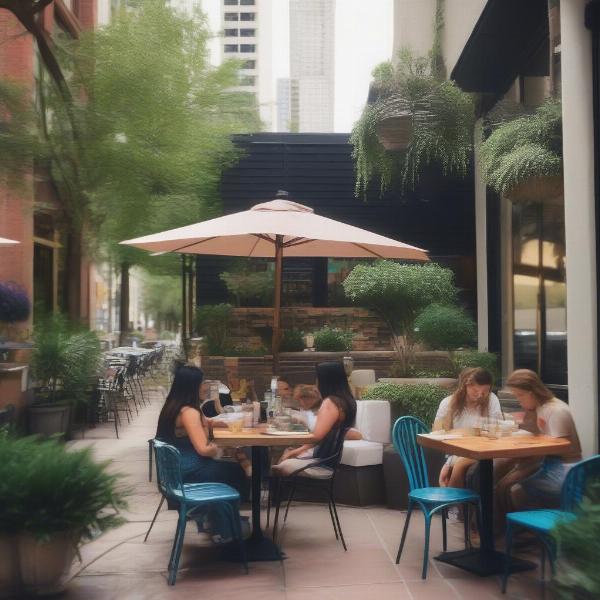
xmin=274 ymin=361 xmax=357 ymax=471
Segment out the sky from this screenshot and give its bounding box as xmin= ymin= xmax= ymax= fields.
xmin=196 ymin=0 xmax=394 ymax=133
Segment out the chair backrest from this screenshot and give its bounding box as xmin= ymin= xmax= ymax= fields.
xmin=153 ymin=440 xmax=186 ymax=501
xmin=561 ymin=454 xmax=600 ymax=512
xmin=392 ymin=416 xmax=430 ymax=491
xmin=314 ymin=424 xmax=348 ymax=469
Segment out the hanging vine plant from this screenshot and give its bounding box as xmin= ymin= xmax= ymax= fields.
xmin=479 ymin=98 xmax=563 ymax=202
xmin=350 ymin=50 xmax=475 ymax=198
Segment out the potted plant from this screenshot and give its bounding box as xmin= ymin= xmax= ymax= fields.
xmin=0 ymin=281 xmax=31 ymax=342
xmin=311 ymin=326 xmax=353 ymax=352
xmin=480 ymin=99 xmax=563 ymax=203
xmin=0 ymin=433 xmax=127 ymax=597
xmin=350 ymin=50 xmax=474 ymax=198
xmin=29 ymin=315 xmax=102 ymax=437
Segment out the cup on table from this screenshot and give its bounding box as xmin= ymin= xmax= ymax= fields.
xmin=227 ymin=416 xmax=244 ymax=434
xmin=274 ymin=415 xmax=292 ymax=431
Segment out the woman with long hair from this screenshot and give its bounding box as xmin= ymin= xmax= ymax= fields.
xmin=274 ymin=361 xmax=357 ymax=475
xmin=434 ymin=367 xmax=503 ymax=489
xmin=156 ymin=364 xmax=248 ymax=498
xmin=495 ymin=369 xmax=582 ymax=523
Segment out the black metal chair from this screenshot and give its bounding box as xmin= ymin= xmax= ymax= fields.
xmin=270 ymin=426 xmax=349 ymax=550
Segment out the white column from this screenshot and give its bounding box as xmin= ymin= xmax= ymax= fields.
xmin=473 ymin=120 xmax=489 ymax=352
xmin=561 ymin=0 xmax=598 ymax=455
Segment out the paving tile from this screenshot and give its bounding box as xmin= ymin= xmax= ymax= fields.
xmin=286 ymin=581 xmax=412 ymax=600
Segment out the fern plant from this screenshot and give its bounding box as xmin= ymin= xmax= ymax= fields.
xmin=350 ymin=50 xmax=474 ymax=198
xmin=479 ymin=99 xmax=562 ymax=197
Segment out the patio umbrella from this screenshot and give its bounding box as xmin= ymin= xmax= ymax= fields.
xmin=121 ymin=193 xmax=429 ymax=371
xmin=0 ymin=237 xmax=19 ymax=246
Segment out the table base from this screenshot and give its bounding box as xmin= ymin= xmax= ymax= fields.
xmin=434 ymin=549 xmax=536 ymax=577
xmin=221 ymin=534 xmax=284 ymax=563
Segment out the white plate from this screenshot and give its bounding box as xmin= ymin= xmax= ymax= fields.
xmin=263 ymin=430 xmax=311 ymax=436
xmin=511 ymin=429 xmax=534 ymax=437
xmin=420 ymin=433 xmax=463 ymax=441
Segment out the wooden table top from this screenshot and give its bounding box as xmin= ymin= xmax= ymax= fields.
xmin=417 ymin=433 xmax=571 ymax=460
xmin=213 ymin=426 xmax=316 ymax=447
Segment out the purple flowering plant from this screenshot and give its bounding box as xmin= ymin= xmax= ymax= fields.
xmin=0 ymin=281 xmax=31 ymax=323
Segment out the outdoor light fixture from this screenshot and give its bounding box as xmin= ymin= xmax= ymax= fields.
xmin=303 ymin=333 xmax=315 ymax=351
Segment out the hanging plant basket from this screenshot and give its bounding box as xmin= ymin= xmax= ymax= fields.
xmin=375 ymin=113 xmax=413 ymax=151
xmin=507 ymin=175 xmax=563 ymax=205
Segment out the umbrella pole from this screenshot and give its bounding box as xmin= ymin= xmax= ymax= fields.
xmin=181 ymin=255 xmax=188 ymax=358
xmin=272 ymin=235 xmax=283 ymax=374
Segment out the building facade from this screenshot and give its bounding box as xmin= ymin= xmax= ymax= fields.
xmin=0 ymin=0 xmax=109 ymax=332
xmin=220 ymin=0 xmax=274 ymax=129
xmin=390 ymin=0 xmax=600 ymax=454
xmin=288 ymin=0 xmax=335 ymax=133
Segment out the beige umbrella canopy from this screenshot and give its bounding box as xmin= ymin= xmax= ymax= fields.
xmin=121 ymin=194 xmax=429 ymax=371
xmin=0 ymin=237 xmax=19 ymax=246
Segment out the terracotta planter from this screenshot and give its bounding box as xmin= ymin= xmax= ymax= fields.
xmin=0 ymin=535 xmax=20 ymax=599
xmin=18 ymin=532 xmax=76 ymax=596
xmin=378 ymin=377 xmax=457 ymax=390
xmin=28 ymin=403 xmax=71 ymax=437
xmin=507 ymin=175 xmax=563 ymax=205
xmin=375 ymin=113 xmax=413 ymax=151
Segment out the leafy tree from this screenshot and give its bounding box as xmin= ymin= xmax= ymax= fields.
xmin=141 ymin=272 xmax=181 ymax=333
xmin=343 ymin=261 xmax=458 ymax=369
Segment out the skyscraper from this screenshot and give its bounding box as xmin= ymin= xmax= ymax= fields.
xmin=288 ymin=0 xmax=335 ymax=132
xmin=219 ymin=0 xmax=274 ymax=129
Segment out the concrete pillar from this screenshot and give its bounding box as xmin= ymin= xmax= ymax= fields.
xmin=473 ymin=120 xmax=489 ymax=352
xmin=561 ymin=0 xmax=598 ymax=455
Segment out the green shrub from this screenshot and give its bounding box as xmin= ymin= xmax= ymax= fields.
xmin=362 ymin=383 xmax=447 ymax=428
xmin=388 ymin=361 xmax=455 ymax=378
xmin=414 ymin=303 xmax=476 ymax=350
xmin=0 ymin=434 xmax=128 ymax=540
xmin=312 ymin=326 xmax=353 ymax=352
xmin=195 ymin=303 xmax=233 ymax=355
xmin=554 ymin=483 xmax=600 ymax=599
xmin=451 ymin=350 xmax=499 ymax=380
xmin=280 ymin=329 xmax=305 ymax=352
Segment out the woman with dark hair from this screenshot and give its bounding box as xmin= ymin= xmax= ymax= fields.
xmin=274 ymin=361 xmax=357 ymax=475
xmin=156 ymin=365 xmax=248 ymax=499
xmin=433 ymin=367 xmax=503 ymax=489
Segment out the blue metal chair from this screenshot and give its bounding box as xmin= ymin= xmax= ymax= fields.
xmin=393 ymin=416 xmax=481 ymax=579
xmin=152 ymin=440 xmax=248 ymax=585
xmin=502 ymin=454 xmax=600 ymax=594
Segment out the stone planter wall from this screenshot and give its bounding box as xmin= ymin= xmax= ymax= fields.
xmin=227 ymin=307 xmax=393 ymax=351
xmin=197 ymin=351 xmax=454 ymax=397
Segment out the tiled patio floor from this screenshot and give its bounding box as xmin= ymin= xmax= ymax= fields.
xmin=65 ymin=385 xmax=552 ymax=600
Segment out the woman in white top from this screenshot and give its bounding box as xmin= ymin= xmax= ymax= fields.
xmin=433 ymin=368 xmax=503 ymax=489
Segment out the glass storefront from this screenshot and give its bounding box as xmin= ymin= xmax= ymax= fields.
xmin=512 ymin=201 xmax=567 ymax=385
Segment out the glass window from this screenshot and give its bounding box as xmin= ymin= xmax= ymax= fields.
xmin=224 ymin=44 xmax=238 ymax=53
xmin=240 ymin=0 xmax=255 ymax=5
xmin=512 ymin=202 xmax=567 ymax=384
xmin=224 ymin=0 xmax=238 ymax=5
xmin=242 ymin=60 xmax=256 ymax=69
xmin=240 ymin=28 xmax=255 ymax=37
xmin=240 ymin=44 xmax=256 ymax=53
xmin=224 ymin=28 xmax=238 ymax=37
xmin=224 ymin=12 xmax=239 ymax=21
xmin=239 ymin=75 xmax=256 ymax=86
xmin=240 ymin=12 xmax=255 ymax=21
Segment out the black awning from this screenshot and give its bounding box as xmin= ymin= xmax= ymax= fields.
xmin=451 ymin=0 xmax=549 ymax=95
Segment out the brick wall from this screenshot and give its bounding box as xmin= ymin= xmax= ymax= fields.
xmin=227 ymin=307 xmax=394 ymax=351
xmin=0 ymin=10 xmax=35 ymax=334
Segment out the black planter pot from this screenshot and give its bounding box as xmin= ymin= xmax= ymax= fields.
xmin=28 ymin=403 xmax=71 ymax=437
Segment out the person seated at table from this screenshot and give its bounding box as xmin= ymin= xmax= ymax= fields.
xmin=496 ymin=370 xmax=582 ymax=521
xmin=433 ymin=367 xmax=503 ymax=490
xmin=273 ymin=362 xmax=357 ymax=475
xmin=156 ymin=364 xmax=249 ymax=500
xmin=277 ymin=377 xmax=294 ymax=408
xmin=291 ymin=383 xmax=363 ymax=440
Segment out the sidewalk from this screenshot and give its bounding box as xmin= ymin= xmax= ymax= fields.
xmin=65 ymin=385 xmax=548 ymax=600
